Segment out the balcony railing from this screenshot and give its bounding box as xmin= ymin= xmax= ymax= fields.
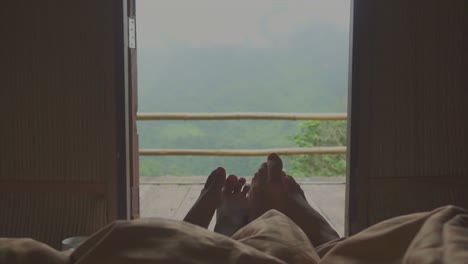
xmin=137 ymin=112 xmax=347 ymax=156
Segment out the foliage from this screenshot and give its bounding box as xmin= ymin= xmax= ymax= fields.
xmin=288 ymin=121 xmax=347 ymax=176
xmin=137 ymin=121 xmax=299 ymax=176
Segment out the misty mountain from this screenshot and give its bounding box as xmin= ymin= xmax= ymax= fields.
xmin=137 ymin=23 xmax=349 ymax=176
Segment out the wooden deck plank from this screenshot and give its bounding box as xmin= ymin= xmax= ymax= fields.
xmin=139 ymin=185 xmax=152 ymax=215
xmin=139 ymin=185 xmax=191 ymax=218
xmin=302 ymin=185 xmax=345 ymax=236
xmin=173 ymin=185 xmax=202 ymax=220
xmin=140 ymin=178 xmax=345 ymax=235
xmin=171 ymin=185 xmax=220 ymax=230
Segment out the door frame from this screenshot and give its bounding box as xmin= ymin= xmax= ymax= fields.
xmin=115 ymin=0 xmax=139 ymax=220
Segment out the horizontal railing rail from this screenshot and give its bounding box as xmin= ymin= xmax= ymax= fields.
xmin=137 ymin=112 xmax=347 ymax=121
xmin=139 ymin=147 xmax=346 ymax=156
xmin=137 ymin=112 xmax=347 ymax=156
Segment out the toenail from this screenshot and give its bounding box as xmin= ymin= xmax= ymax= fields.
xmin=227 ymin=174 xmax=237 ymax=181
xmin=216 ymin=167 xmax=225 ymax=174
xmin=267 ymin=153 xmax=280 ymax=161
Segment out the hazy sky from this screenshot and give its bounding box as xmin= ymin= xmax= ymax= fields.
xmin=136 ymin=0 xmax=351 ymax=49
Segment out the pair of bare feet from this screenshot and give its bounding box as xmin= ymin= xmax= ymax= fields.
xmin=183 ymin=153 xmax=339 ymax=247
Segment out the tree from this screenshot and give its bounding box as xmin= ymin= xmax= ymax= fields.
xmin=288 ymin=120 xmax=347 ymax=176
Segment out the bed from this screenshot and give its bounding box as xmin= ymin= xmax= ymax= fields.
xmin=1 ymin=205 xmax=467 ymax=264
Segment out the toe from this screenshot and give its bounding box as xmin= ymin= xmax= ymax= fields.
xmin=203 ymin=169 xmax=216 ymax=190
xmin=204 ymin=167 xmax=223 ymax=190
xmin=267 ymin=153 xmax=283 ymax=183
xmin=233 ymin=177 xmax=246 ymax=194
xmin=224 ymin=174 xmax=238 ymax=194
xmin=238 ymin=177 xmax=246 ymax=186
xmin=252 ymin=172 xmax=258 ymax=187
xmin=267 ymin=153 xmax=280 ymax=161
xmin=213 ymin=167 xmax=226 ymax=190
xmin=257 ymin=162 xmax=268 ymax=184
xmin=241 ymin=184 xmax=251 ymax=196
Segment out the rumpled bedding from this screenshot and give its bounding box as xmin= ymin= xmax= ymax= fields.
xmin=1 ymin=205 xmax=467 ymax=264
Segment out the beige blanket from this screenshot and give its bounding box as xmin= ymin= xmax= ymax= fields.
xmin=1 ymin=205 xmax=467 ymax=264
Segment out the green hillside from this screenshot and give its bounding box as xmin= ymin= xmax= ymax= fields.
xmin=137 ymin=24 xmax=349 ymax=177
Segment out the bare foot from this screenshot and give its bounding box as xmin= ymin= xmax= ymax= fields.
xmin=183 ymin=167 xmax=226 ymax=228
xmin=214 ymin=174 xmax=250 ymax=236
xmin=248 ymin=153 xmax=339 ymax=247
xmin=248 ymin=158 xmax=287 ymax=221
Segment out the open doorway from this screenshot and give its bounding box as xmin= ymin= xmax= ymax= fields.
xmin=135 ymin=0 xmax=351 ymax=235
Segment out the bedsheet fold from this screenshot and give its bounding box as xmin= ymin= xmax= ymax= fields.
xmin=317 ymin=205 xmax=468 ymax=264
xmin=1 ymin=206 xmax=467 ymax=264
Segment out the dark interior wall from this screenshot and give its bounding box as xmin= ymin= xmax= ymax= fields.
xmin=347 ymin=0 xmax=468 ymax=234
xmin=0 ymin=1 xmax=124 ymax=248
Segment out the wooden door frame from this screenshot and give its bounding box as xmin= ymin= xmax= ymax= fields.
xmin=345 ymin=0 xmax=362 ymax=236
xmin=128 ymin=0 xmax=140 ymax=219
xmin=114 ymin=0 xmax=139 ymax=220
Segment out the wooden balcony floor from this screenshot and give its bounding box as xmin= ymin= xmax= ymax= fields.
xmin=140 ymin=176 xmax=346 ymax=236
